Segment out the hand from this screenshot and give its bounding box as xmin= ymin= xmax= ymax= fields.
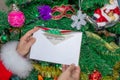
xmin=17 ymin=27 xmax=39 ymax=56
xmin=58 ymin=64 xmax=80 ymax=80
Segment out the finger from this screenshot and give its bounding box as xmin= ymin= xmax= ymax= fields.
xmin=66 ymin=64 xmax=75 ymax=72
xmin=26 ymin=37 xmax=36 ymax=49
xmin=75 ymin=66 xmax=80 ymax=74
xmin=72 ymin=66 xmax=80 ymax=80
xmin=21 ymin=27 xmax=39 ymax=41
xmin=23 ymin=27 xmax=39 ymax=39
xmin=62 ymin=64 xmax=68 ymax=72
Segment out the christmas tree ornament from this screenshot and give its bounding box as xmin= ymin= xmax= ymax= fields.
xmin=38 ymin=5 xmax=52 ymax=20
xmin=71 ymin=10 xmax=86 ymax=30
xmin=0 ymin=29 xmax=10 ymax=43
xmin=93 ymin=0 xmax=120 ymax=28
xmin=71 ymin=0 xmax=87 ymax=30
xmin=8 ymin=4 xmax=25 ymax=28
xmin=52 ymin=5 xmax=75 ymax=20
xmin=86 ymin=0 xmax=120 ymax=46
xmin=0 ymin=34 xmax=9 ymax=43
xmin=89 ymin=70 xmax=102 ymax=80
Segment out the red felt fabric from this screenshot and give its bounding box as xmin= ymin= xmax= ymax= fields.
xmin=0 ymin=60 xmax=12 ymax=80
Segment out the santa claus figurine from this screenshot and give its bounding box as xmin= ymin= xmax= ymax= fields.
xmin=93 ymin=0 xmax=120 ymax=27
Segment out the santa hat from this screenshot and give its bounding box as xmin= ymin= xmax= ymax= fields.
xmin=0 ymin=41 xmax=33 ymax=79
xmin=104 ymin=3 xmax=118 ymax=13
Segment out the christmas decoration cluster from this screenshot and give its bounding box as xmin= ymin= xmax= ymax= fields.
xmin=0 ymin=0 xmax=120 ymax=80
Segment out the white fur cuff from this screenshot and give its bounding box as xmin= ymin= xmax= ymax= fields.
xmin=0 ymin=41 xmax=33 ymax=78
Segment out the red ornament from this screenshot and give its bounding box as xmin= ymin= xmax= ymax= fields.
xmin=89 ymin=70 xmax=102 ymax=80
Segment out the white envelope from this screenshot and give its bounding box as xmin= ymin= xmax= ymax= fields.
xmin=30 ymin=29 xmax=82 ymax=66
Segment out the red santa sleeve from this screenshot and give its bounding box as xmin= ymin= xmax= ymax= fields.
xmin=0 ymin=60 xmax=12 ymax=80
xmin=0 ymin=41 xmax=33 ymax=79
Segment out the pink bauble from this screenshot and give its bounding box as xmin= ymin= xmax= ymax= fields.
xmin=8 ymin=11 xmax=25 ymax=27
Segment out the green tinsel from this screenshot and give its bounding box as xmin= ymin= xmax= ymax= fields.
xmin=1 ymin=0 xmax=120 ymax=80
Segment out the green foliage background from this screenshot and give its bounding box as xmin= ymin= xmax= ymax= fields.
xmin=1 ymin=0 xmax=120 ymax=79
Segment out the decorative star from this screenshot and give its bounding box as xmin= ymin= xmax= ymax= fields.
xmin=71 ymin=10 xmax=86 ymax=30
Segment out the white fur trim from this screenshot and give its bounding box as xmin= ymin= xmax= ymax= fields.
xmin=104 ymin=4 xmax=118 ymax=13
xmin=105 ymin=4 xmax=117 ymax=10
xmin=97 ymin=22 xmax=107 ymax=27
xmin=94 ymin=14 xmax=100 ymax=18
xmin=101 ymin=8 xmax=111 ymax=22
xmin=105 ymin=9 xmax=110 ymax=13
xmin=0 ymin=41 xmax=33 ymax=78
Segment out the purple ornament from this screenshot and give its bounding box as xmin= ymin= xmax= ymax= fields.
xmin=38 ymin=5 xmax=52 ymax=20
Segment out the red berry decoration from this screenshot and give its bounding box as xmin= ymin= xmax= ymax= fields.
xmin=89 ymin=70 xmax=102 ymax=80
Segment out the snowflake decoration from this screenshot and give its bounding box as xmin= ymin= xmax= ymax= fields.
xmin=71 ymin=10 xmax=87 ymax=30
